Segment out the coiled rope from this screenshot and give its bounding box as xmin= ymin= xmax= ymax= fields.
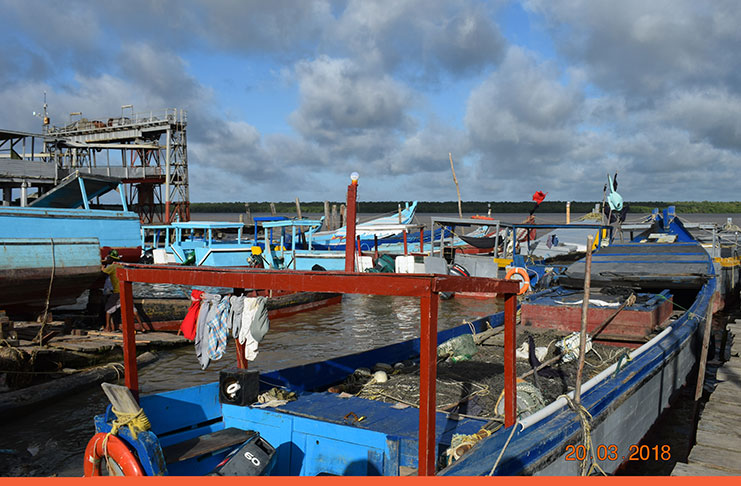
xmin=109 ymin=407 xmax=151 ymax=440
xmin=561 ymin=395 xmax=607 ymax=476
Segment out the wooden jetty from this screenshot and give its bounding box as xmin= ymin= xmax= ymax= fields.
xmin=672 ymin=318 xmax=741 ymax=475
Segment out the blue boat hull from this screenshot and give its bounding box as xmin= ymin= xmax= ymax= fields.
xmin=0 ymin=237 xmax=102 ymax=310
xmin=0 ymin=206 xmax=141 ymax=261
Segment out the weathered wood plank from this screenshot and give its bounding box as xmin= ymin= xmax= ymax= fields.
xmin=716 ymin=366 xmax=741 ymax=381
xmin=695 ymin=428 xmax=741 ymax=453
xmin=702 ymin=400 xmax=741 ymax=418
xmin=697 ymin=411 xmax=741 ymax=439
xmin=688 ymin=444 xmax=741 ymax=473
xmin=162 ymin=427 xmax=256 ymax=463
xmin=713 ymin=379 xmax=741 ymax=395
xmin=672 ymin=462 xmax=736 ymax=476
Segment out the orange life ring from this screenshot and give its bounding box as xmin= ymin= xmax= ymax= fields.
xmin=84 ymin=433 xmax=144 ymax=477
xmin=505 ymin=267 xmax=530 ymax=295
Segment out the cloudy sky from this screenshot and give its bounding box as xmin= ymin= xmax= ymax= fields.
xmin=1 ymin=1 xmax=739 ymax=203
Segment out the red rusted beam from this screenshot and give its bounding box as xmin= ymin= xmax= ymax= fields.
xmin=345 ymin=178 xmax=358 ymax=272
xmin=418 ymin=291 xmax=438 ymax=476
xmin=374 ymin=235 xmax=379 ymax=261
xmin=119 ymin=278 xmax=139 ymax=400
xmin=116 ymin=262 xmax=520 ymax=474
xmin=118 ymin=266 xmax=519 ymax=297
xmin=419 ymin=228 xmax=424 ymax=253
xmin=504 ymin=292 xmax=517 ymax=427
xmin=403 ymin=230 xmax=408 ymax=255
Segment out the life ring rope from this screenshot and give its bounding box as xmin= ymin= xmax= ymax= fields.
xmin=84 ymin=432 xmax=144 ymax=477
xmin=505 ymin=267 xmax=530 ymax=295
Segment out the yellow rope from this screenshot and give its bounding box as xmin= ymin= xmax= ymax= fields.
xmin=561 ymin=395 xmax=607 ymax=476
xmin=109 ymin=407 xmax=151 ymax=440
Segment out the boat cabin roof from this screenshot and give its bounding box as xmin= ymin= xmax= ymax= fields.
xmin=171 ymin=221 xmax=244 ymax=230
xmin=30 ymin=172 xmax=127 ymax=210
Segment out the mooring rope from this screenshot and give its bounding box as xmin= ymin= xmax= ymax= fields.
xmin=561 ymin=394 xmax=607 ymax=476
xmin=487 ymin=421 xmax=521 ymax=476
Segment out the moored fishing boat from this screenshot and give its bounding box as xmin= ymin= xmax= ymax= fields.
xmin=81 ymin=205 xmax=733 ymax=476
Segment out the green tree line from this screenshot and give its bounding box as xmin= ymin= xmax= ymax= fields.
xmin=191 ymin=200 xmax=741 ymax=214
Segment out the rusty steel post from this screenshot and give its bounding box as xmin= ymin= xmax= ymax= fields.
xmin=119 ymin=278 xmax=139 ymax=400
xmin=418 ymin=291 xmax=439 ymax=476
xmin=419 ymin=228 xmax=424 ymax=253
xmin=403 ymin=230 xmax=408 ymax=255
xmin=344 ymin=174 xmax=358 ymax=272
xmin=504 ymin=291 xmax=517 ymax=427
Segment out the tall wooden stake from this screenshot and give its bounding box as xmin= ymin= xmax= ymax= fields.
xmin=295 ymin=197 xmax=302 ymax=219
xmin=574 ymin=235 xmax=594 ymax=406
xmin=695 ymin=295 xmax=716 ymax=402
xmin=449 ymin=152 xmax=462 ymax=218
xmin=345 ymin=176 xmax=358 ymax=272
xmin=691 ymin=294 xmax=715 ymax=448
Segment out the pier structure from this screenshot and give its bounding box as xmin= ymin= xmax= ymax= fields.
xmin=0 ymin=107 xmax=189 ymax=223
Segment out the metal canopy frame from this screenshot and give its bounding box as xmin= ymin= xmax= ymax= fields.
xmin=116 ymin=264 xmax=519 ymax=476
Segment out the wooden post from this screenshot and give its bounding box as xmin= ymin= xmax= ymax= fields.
xmin=119 ymin=278 xmax=139 ymax=401
xmin=418 ymin=291 xmax=439 ymax=476
xmin=691 ymin=294 xmax=715 ymax=448
xmin=345 ymin=176 xmax=358 ymax=273
xmin=398 ymin=203 xmax=402 ymax=224
xmin=270 ymin=202 xmax=276 ymax=216
xmin=324 ymin=201 xmax=331 ymax=229
xmin=574 ymin=235 xmax=594 ymax=406
xmin=331 ymin=204 xmax=338 ymax=231
xmin=449 ymin=153 xmax=463 ymax=218
xmin=503 ymin=291 xmax=517 ymax=427
xmin=340 ymin=204 xmax=346 ymax=228
xmin=295 ymin=197 xmax=302 ymax=219
xmin=695 ymin=295 xmax=716 ymax=401
xmin=566 ymin=201 xmax=571 ymax=224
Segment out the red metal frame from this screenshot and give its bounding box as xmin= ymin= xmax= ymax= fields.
xmin=117 ymin=266 xmax=518 ymax=475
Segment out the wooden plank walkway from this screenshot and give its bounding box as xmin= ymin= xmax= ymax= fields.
xmin=47 ymin=331 xmax=188 ymax=353
xmin=672 ymin=319 xmax=741 ymax=475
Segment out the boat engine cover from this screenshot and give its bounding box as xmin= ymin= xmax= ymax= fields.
xmin=209 ymin=434 xmax=277 ymax=476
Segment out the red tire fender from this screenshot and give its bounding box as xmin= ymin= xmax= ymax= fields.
xmin=84 ymin=433 xmax=144 ymax=477
xmin=504 ymin=267 xmax=530 ymax=295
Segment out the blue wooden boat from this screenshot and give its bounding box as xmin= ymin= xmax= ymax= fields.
xmin=0 ymin=173 xmax=141 ymax=262
xmin=308 ymin=201 xmax=419 ymax=251
xmin=85 ymin=207 xmax=731 ymax=476
xmin=0 ymin=237 xmax=102 ymax=311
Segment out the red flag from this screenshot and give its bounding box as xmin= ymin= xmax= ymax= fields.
xmin=532 ymin=191 xmax=547 ymax=205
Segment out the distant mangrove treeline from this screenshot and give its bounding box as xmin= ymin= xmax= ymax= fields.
xmin=191 ymin=200 xmax=741 ymax=214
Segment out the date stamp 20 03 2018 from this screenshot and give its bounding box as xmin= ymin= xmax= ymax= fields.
xmin=565 ymin=444 xmax=672 ymax=462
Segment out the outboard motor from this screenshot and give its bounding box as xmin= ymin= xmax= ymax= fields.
xmin=209 ymin=434 xmax=277 ymax=476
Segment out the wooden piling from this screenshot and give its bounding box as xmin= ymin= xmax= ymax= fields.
xmin=295 ymin=197 xmax=302 ymax=219
xmin=270 ymin=202 xmax=276 ymax=216
xmin=324 ymin=201 xmax=331 ymax=230
xmin=574 ymin=235 xmax=594 ymax=406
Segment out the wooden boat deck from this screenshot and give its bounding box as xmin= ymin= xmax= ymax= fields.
xmin=672 ymin=319 xmax=741 ymax=475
